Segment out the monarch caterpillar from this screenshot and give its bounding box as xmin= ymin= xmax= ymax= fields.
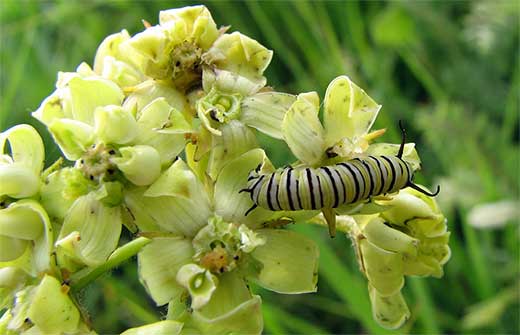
xmin=240 ymin=122 xmax=439 ymax=237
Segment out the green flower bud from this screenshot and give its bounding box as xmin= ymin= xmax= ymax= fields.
xmin=112 ymin=145 xmax=161 ymax=186
xmin=177 ymin=263 xmax=218 ymax=309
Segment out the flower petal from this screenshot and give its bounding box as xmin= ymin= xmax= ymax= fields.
xmin=94 ymin=105 xmax=138 ymax=145
xmin=363 ymin=217 xmax=418 ymax=257
xmin=113 ymin=145 xmax=161 ymax=186
xmin=27 ymin=275 xmax=80 ymax=334
xmin=48 ymin=119 xmax=94 ymax=160
xmin=360 ymin=239 xmax=404 ymax=297
xmin=323 ymin=75 xmax=381 ymax=148
xmin=202 ymin=68 xmax=265 ymax=97
xmin=214 ymin=149 xmax=275 ymax=227
xmin=40 ymin=167 xmax=90 ymax=221
xmin=0 ymin=200 xmax=53 ymax=274
xmin=0 ymin=165 xmax=39 ymax=198
xmin=240 ymin=92 xmax=296 ymax=139
xmin=121 ymin=320 xmax=184 ymax=335
xmin=177 ymin=263 xmax=218 ymax=310
xmin=159 ymin=5 xmax=219 ymax=50
xmin=282 ymin=92 xmax=325 ymax=166
xmin=133 ymin=97 xmax=188 ymax=166
xmin=205 ymin=32 xmax=272 ymax=87
xmin=138 ymin=237 xmax=194 ymax=306
xmin=142 ymin=159 xmax=211 ymax=236
xmin=0 ymin=125 xmax=44 ymax=174
xmin=123 ymin=80 xmax=188 ymax=118
xmin=58 ymin=193 xmax=122 ymax=266
xmin=67 ymin=76 xmax=124 ymax=125
xmin=189 ymin=272 xmax=262 ymax=335
xmin=250 ymin=229 xmax=319 ymax=294
xmin=207 ymin=120 xmax=258 ymax=179
xmin=368 ymin=284 xmax=410 ymax=330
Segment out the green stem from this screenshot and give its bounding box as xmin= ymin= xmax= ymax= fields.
xmin=69 ymin=237 xmax=151 ymax=292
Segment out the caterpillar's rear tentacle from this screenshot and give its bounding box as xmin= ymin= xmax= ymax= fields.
xmin=239 ymin=188 xmax=252 ymax=193
xmin=397 ymin=120 xmax=406 ymax=159
xmin=406 ymin=182 xmax=440 ymax=197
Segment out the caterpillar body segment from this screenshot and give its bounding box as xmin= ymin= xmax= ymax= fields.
xmin=243 ymin=155 xmax=413 ymax=212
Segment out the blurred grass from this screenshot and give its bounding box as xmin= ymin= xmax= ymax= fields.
xmin=1 ymin=1 xmax=519 ymax=334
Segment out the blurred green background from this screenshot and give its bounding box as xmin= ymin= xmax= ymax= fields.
xmin=1 ymin=1 xmax=518 ymax=334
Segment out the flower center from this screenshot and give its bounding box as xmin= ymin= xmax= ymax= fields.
xmin=79 ymin=143 xmax=118 ymax=183
xmin=169 ymin=40 xmax=203 ymax=90
xmin=192 ymin=216 xmax=265 ymax=276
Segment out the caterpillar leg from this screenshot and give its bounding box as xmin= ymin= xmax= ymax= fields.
xmin=322 ymin=207 xmax=336 ymax=238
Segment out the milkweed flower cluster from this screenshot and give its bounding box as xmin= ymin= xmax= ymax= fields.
xmin=0 ymin=5 xmax=449 ymax=334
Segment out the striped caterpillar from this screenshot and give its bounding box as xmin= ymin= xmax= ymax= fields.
xmin=240 ymin=122 xmax=439 ymax=237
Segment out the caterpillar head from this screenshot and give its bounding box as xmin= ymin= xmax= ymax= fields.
xmin=246 ymin=163 xmax=262 ymax=183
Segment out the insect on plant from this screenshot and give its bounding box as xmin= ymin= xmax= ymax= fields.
xmin=241 ymin=121 xmax=440 ymax=237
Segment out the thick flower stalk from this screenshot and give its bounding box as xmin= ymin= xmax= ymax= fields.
xmin=132 ymin=149 xmax=319 ymax=334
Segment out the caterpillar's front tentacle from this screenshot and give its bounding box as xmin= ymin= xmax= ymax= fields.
xmin=406 ymin=182 xmax=440 ymax=197
xmin=397 ymin=120 xmax=406 ymax=159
